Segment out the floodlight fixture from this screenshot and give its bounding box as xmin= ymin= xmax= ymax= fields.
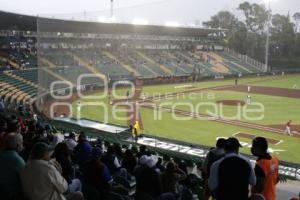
xmin=165 ymin=21 xmax=180 ymax=27
xmin=132 ymin=18 xmax=149 ymax=25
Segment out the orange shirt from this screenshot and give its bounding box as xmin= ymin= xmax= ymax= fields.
xmin=256 ymin=155 xmax=279 ymax=200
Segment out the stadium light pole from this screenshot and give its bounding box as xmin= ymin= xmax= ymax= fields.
xmin=265 ymin=0 xmax=271 ymax=72
xmin=110 ymin=0 xmax=114 ymax=19
xmin=265 ymin=0 xmax=277 ymax=72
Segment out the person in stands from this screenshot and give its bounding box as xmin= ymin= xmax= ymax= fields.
xmin=20 ymin=142 xmax=83 ymax=200
xmin=209 ymin=137 xmax=256 ymax=200
xmin=52 ymin=142 xmax=82 ymax=193
xmin=202 ymin=138 xmax=226 ymax=200
xmin=81 ymin=157 xmax=126 ymax=200
xmin=65 ymin=132 xmax=77 ymax=151
xmin=122 ymin=149 xmax=138 ymax=175
xmin=135 ymin=165 xmax=162 ymax=200
xmin=101 ymin=145 xmax=130 ymax=180
xmin=202 ymin=138 xmax=226 ymax=175
xmin=0 ymin=133 xmax=25 ymax=199
xmin=251 ymin=137 xmax=279 ymax=200
xmin=73 ymin=132 xmax=92 ymax=164
xmin=0 ymin=98 xmax=5 ymax=113
xmin=160 ymin=161 xmax=187 ymax=194
xmin=136 ymin=145 xmax=148 ymax=159
xmin=290 ymin=192 xmax=300 ymax=200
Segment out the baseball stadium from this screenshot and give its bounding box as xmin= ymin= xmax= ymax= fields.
xmin=0 ymin=1 xmax=300 ymax=199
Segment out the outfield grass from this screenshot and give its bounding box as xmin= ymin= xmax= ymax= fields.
xmin=140 ymin=108 xmax=300 ymax=163
xmin=249 ymin=74 xmax=300 ymax=89
xmin=72 ymin=96 xmax=127 ymax=126
xmin=156 ymin=90 xmax=300 ymax=125
xmin=72 ymin=75 xmax=300 ymax=164
xmin=142 ymin=74 xmax=300 ymax=99
xmin=142 ymin=76 xmax=274 ymax=96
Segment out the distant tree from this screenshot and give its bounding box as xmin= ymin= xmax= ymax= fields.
xmin=236 ymin=2 xmax=270 ymax=61
xmin=238 ymin=2 xmax=268 ymax=34
xmin=227 ymin=21 xmax=248 ymax=54
xmin=203 ymin=11 xmax=248 ymax=53
xmin=202 ymin=11 xmax=238 ymax=30
xmin=204 ymin=1 xmax=300 ymax=67
xmin=270 ymin=14 xmax=296 ymax=58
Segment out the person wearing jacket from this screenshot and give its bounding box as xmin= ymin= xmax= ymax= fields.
xmin=20 ymin=142 xmax=83 ymax=200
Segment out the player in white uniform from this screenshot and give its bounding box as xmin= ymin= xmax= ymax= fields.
xmin=247 ymin=86 xmax=251 ymax=93
xmin=284 ymin=120 xmax=293 ymax=136
xmin=77 ymin=101 xmax=81 ymax=120
xmin=246 ymin=95 xmax=251 ymax=105
xmin=293 ymin=84 xmax=298 ymax=89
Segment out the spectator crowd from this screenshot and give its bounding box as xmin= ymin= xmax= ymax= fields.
xmin=0 ymin=99 xmax=296 ymax=200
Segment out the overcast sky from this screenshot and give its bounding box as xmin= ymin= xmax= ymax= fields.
xmin=1 ymin=0 xmax=299 ymax=26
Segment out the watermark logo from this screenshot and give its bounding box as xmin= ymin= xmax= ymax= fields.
xmin=48 ymin=74 xmax=265 ymax=122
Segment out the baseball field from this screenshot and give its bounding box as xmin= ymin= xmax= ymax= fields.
xmin=71 ymin=74 xmax=300 ymax=164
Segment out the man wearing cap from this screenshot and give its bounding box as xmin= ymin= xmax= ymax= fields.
xmin=208 ymin=137 xmax=256 ymax=200
xmin=134 ymin=155 xmax=159 ymax=178
xmin=20 ymin=142 xmax=83 ymax=200
xmin=251 ymin=137 xmax=279 ymax=200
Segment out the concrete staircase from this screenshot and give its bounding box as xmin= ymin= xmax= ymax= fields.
xmin=195 ymin=51 xmax=231 ymax=74
xmin=67 ymin=52 xmax=105 ymax=81
xmin=136 ymin=51 xmax=172 ymax=75
xmin=164 ymin=52 xmax=189 ymax=73
xmin=175 ymin=52 xmax=196 ymax=69
xmin=40 ymin=58 xmax=56 ymax=68
xmin=103 ymin=51 xmax=140 ymax=76
xmin=204 ymin=51 xmax=252 ymax=73
xmin=41 ymin=67 xmax=75 ymax=86
xmin=131 ymin=53 xmax=158 ymax=76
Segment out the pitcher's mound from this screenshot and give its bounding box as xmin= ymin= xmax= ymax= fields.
xmin=217 ymin=100 xmax=245 ymax=106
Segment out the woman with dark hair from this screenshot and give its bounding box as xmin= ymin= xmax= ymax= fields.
xmin=136 ymin=145 xmax=147 ymax=159
xmin=122 ymin=149 xmax=137 ymax=175
xmin=113 ymin=143 xmax=124 ymax=161
xmin=52 ymin=142 xmax=82 ymax=193
xmin=135 ymin=166 xmax=162 ymax=200
xmin=160 ymin=161 xmax=187 ymax=194
xmin=81 ymin=157 xmax=126 ymax=200
xmin=81 ymin=157 xmax=113 ymax=192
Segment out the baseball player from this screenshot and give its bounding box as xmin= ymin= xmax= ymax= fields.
xmin=246 ymin=95 xmax=251 ymax=105
xmin=284 ymin=120 xmax=293 ymax=136
xmin=76 ymin=101 xmax=81 ymax=120
xmin=247 ymin=86 xmax=251 ymax=93
xmin=142 ymin=93 xmax=147 ymax=101
xmin=293 ymin=84 xmax=298 ymax=89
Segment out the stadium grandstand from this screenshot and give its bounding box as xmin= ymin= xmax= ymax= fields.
xmin=0 ymin=10 xmax=267 ymax=105
xmin=0 ymin=4 xmax=300 ymax=200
